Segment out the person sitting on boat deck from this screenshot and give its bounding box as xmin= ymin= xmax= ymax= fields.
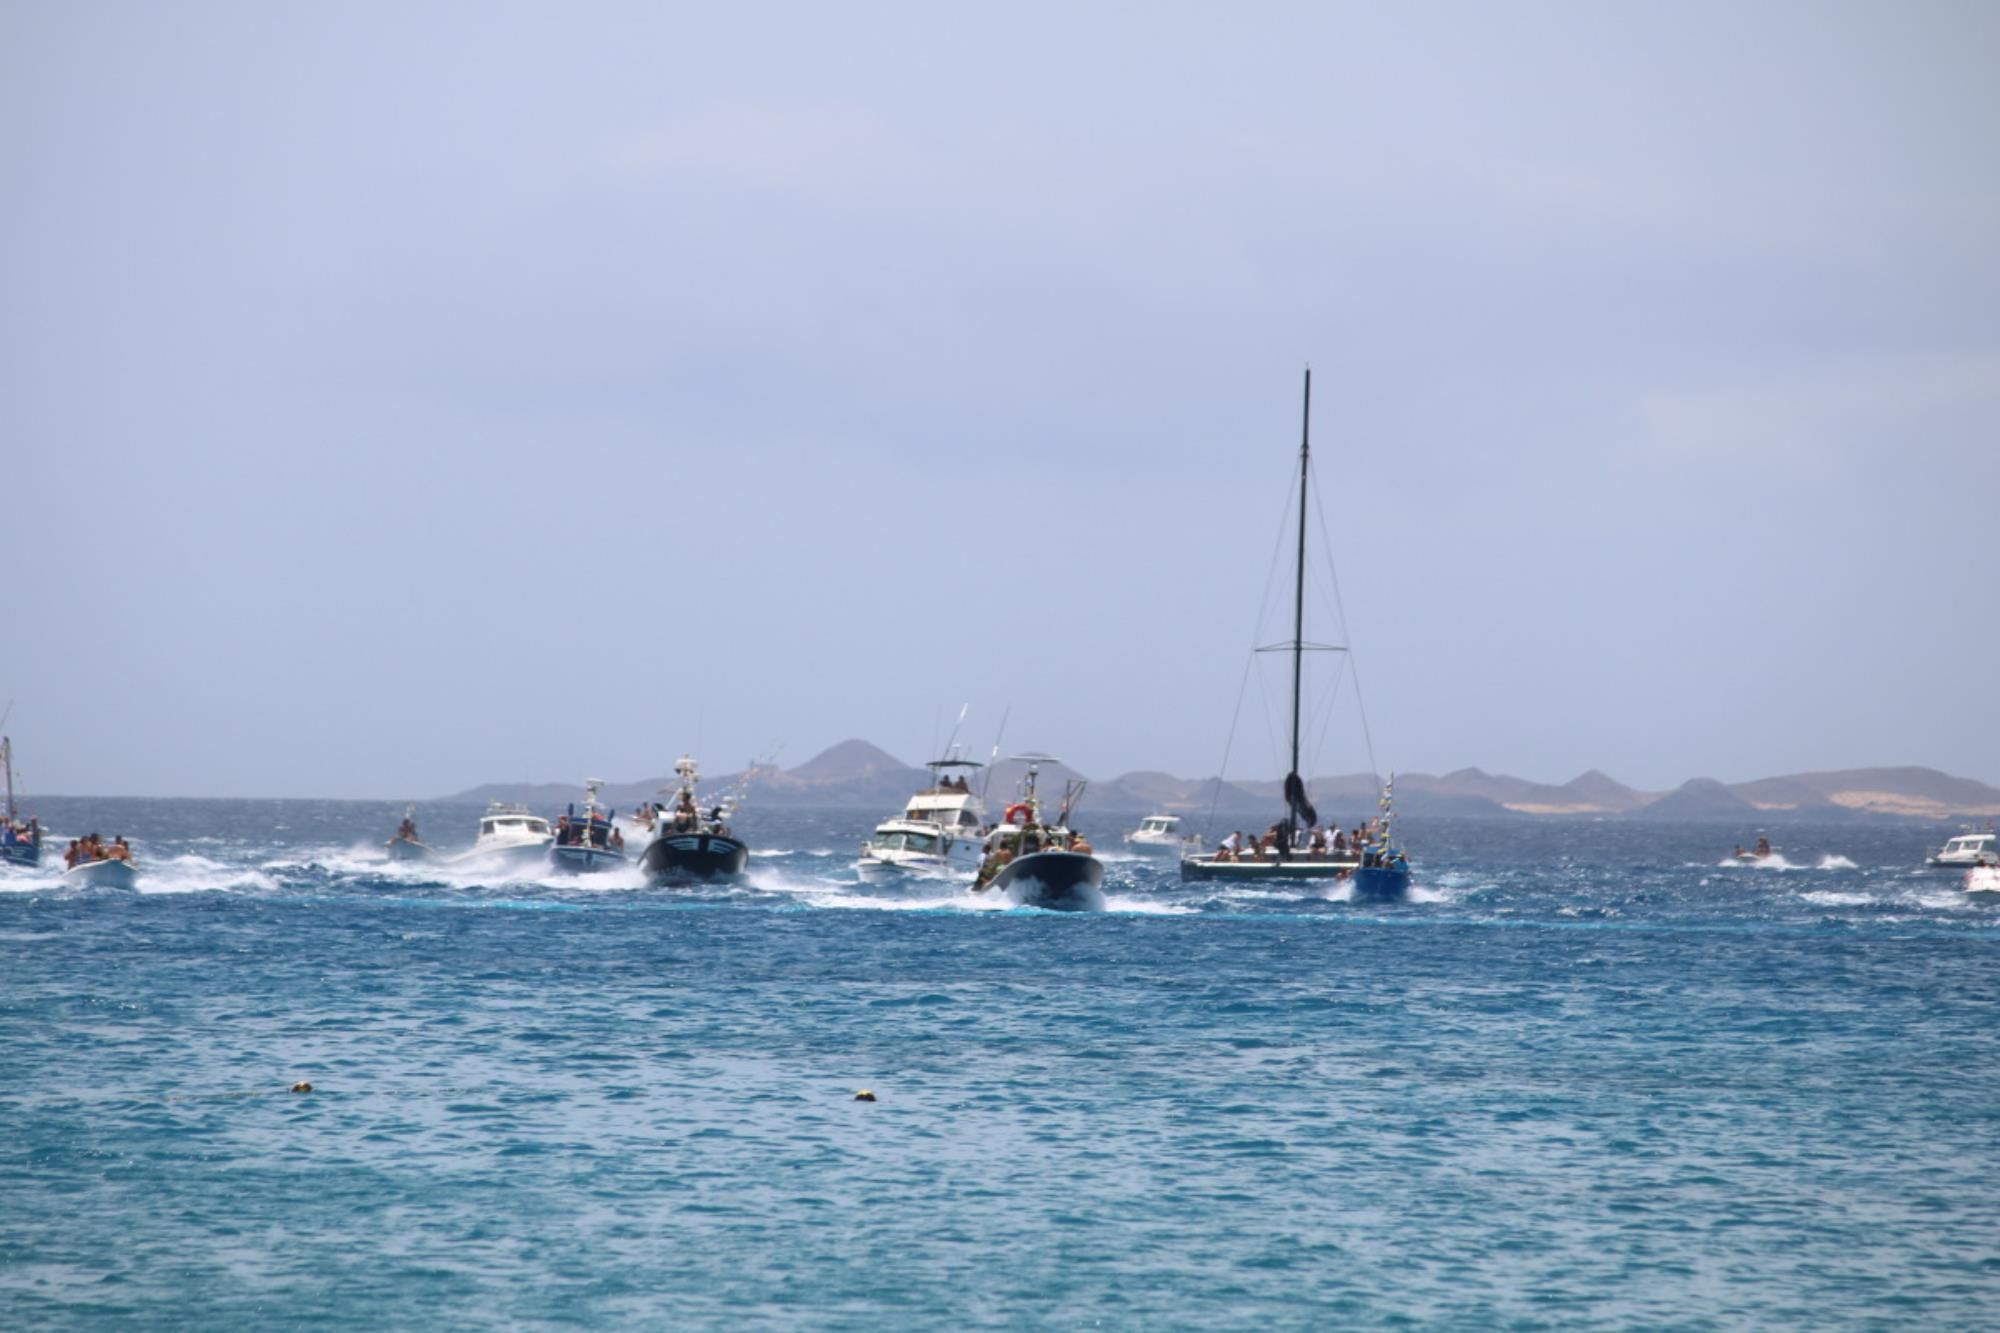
xmin=1215 ymin=830 xmax=1242 ymax=862
xmin=63 ymin=839 xmax=80 ymax=868
xmin=1069 ymin=830 xmax=1093 ymax=855
xmin=396 ymin=815 xmax=418 ymax=842
xmin=106 ymin=837 xmax=132 ymax=862
xmin=609 ymin=826 xmax=624 ymax=851
xmin=671 ymin=791 xmax=699 ymax=832
xmin=974 ymin=844 xmax=1013 ymax=889
xmin=1754 ymin=837 xmax=1772 ymax=857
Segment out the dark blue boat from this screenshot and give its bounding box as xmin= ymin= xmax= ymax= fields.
xmin=1 ymin=737 xmax=40 ymax=869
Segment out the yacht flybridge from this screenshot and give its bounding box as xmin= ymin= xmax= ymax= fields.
xmin=856 ymin=758 xmax=989 ymax=876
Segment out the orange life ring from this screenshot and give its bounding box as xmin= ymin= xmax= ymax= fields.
xmin=1004 ymin=803 xmax=1032 ymax=825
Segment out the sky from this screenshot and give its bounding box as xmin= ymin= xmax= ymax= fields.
xmin=3 ymin=1 xmax=1996 ymax=799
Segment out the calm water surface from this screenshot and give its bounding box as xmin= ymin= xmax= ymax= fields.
xmin=4 ymin=800 xmax=1997 ymax=1328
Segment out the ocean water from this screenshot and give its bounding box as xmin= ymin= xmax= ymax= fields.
xmin=4 ymin=799 xmax=1997 ymax=1328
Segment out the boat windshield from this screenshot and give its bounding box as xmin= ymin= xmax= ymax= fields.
xmin=876 ymin=831 xmax=942 ymax=855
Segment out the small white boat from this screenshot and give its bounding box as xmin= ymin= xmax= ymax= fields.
xmin=64 ymin=857 xmax=138 ymax=889
xmin=1929 ymin=830 xmax=1997 ymax=869
xmin=856 ymin=757 xmax=989 ymax=876
xmin=459 ymin=803 xmax=555 ymax=866
xmin=1966 ymin=865 xmax=2000 ymax=896
xmin=1124 ymin=813 xmax=1195 ymax=855
xmin=384 ymin=805 xmax=434 ymax=861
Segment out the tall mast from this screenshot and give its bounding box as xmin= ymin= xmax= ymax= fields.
xmin=1289 ymin=369 xmax=1311 ymax=805
xmin=2 ymin=738 xmax=13 ymax=823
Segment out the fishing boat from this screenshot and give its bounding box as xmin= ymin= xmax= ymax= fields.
xmin=1178 ymin=370 xmax=1411 ymax=901
xmin=973 ymin=754 xmax=1104 ymax=910
xmin=0 ymin=736 xmax=42 ymax=869
xmin=641 ymin=757 xmax=749 ymax=883
xmin=1124 ymin=813 xmax=1195 ymax=855
xmin=460 ymin=803 xmax=555 ymax=866
xmin=1928 ymin=828 xmax=1997 ymax=869
xmin=384 ymin=806 xmax=435 ymax=862
xmin=548 ymin=779 xmax=629 ymax=873
xmin=856 ymin=757 xmax=989 ymax=876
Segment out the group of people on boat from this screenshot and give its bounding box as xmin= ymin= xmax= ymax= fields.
xmin=1210 ymin=819 xmax=1382 ymax=863
xmin=661 ymin=788 xmax=732 ymax=836
xmin=555 ymin=813 xmax=623 ymax=851
xmin=1734 ymin=837 xmax=1774 ymax=860
xmin=1 ymin=817 xmax=39 ymax=852
xmin=393 ymin=814 xmax=421 ymax=844
xmin=63 ymin=832 xmax=134 ymax=869
xmin=972 ymin=825 xmax=1094 ymax=889
xmin=928 ymin=775 xmax=974 ymax=794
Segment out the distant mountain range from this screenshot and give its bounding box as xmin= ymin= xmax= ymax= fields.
xmin=445 ymin=741 xmax=2000 ymax=823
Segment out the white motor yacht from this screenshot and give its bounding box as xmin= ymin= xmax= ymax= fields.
xmin=1125 ymin=814 xmax=1194 ymax=855
xmin=1966 ymin=865 xmax=2000 ymax=895
xmin=461 ymin=803 xmax=555 ymax=866
xmin=1928 ymin=830 xmax=1997 ymax=869
xmin=857 ymin=759 xmax=989 ymax=876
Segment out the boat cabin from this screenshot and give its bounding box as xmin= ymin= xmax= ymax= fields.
xmin=1937 ymin=833 xmax=1996 ymax=861
xmin=481 ymin=809 xmax=552 ymax=839
xmin=1136 ymin=815 xmax=1181 ymax=836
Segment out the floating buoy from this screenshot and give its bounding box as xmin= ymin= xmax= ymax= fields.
xmin=290 ymin=1081 xmax=313 ymax=1094
xmin=853 ymin=1089 xmax=876 ymax=1102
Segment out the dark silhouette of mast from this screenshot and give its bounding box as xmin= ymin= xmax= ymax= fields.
xmin=1289 ymin=369 xmax=1310 ymax=834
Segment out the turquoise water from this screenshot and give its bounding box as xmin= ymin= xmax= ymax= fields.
xmin=4 ymin=800 xmax=1998 ymax=1327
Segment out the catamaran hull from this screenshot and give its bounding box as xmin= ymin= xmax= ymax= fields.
xmin=64 ymin=859 xmax=138 ymax=889
xmin=548 ymin=845 xmax=628 ymax=874
xmin=643 ymin=833 xmax=749 ymax=883
xmin=990 ymin=851 xmax=1104 ymax=911
xmin=1179 ymin=855 xmax=1360 ymax=882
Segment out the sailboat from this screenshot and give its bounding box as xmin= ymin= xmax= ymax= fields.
xmin=0 ymin=737 xmax=43 ymax=868
xmin=1178 ymin=370 xmax=1411 ymax=901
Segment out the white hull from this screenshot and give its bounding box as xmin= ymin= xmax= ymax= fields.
xmin=455 ymin=835 xmax=556 ymax=868
xmin=1966 ymin=867 xmax=2000 ymax=895
xmin=855 ymin=843 xmax=982 ymax=877
xmin=64 ymin=859 xmax=138 ymax=889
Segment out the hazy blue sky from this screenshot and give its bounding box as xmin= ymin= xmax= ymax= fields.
xmin=5 ymin=2 xmax=1996 ymax=799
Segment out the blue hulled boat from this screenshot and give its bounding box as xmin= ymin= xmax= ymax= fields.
xmin=549 ymin=780 xmax=629 ymax=873
xmin=0 ymin=737 xmax=42 ymax=869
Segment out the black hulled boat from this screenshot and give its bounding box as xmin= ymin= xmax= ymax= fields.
xmin=641 ymin=757 xmax=749 ymax=884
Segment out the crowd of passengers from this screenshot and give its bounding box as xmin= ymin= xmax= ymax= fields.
xmin=1210 ymin=819 xmax=1384 ymax=862
xmin=973 ymin=824 xmax=1094 ymax=888
xmin=554 ymin=813 xmax=624 ymax=850
xmin=1 ymin=817 xmax=39 ymax=850
xmin=63 ymin=832 xmax=134 ymax=868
